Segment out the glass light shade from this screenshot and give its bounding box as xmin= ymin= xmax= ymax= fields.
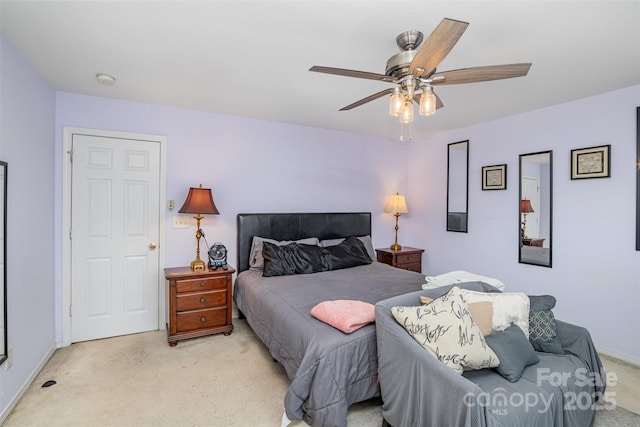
xmin=399 ymin=99 xmax=413 ymax=124
xmin=419 ymin=86 xmax=436 ymax=116
xmin=389 ymin=88 xmax=403 ymax=117
xmin=384 ymin=193 xmax=409 ymax=214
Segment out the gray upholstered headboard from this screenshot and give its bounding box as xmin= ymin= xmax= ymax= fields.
xmin=236 ymin=212 xmax=372 ymax=273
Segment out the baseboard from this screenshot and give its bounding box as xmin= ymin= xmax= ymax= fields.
xmin=0 ymin=344 xmax=57 ymax=424
xmin=597 ymin=347 xmax=640 ymax=367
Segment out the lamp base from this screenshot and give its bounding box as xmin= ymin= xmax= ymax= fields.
xmin=390 ymin=243 xmax=402 ymax=251
xmin=190 ymin=258 xmax=206 ymax=271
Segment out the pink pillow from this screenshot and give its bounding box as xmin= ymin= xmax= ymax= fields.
xmin=311 ymin=300 xmax=375 ymax=334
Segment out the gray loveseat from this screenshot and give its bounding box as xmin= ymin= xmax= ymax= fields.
xmin=376 ymin=282 xmax=606 ymax=427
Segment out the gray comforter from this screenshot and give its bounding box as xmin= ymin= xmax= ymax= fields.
xmin=233 ymin=262 xmax=425 ymax=427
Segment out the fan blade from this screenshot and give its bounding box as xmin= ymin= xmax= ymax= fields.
xmin=310 ymin=65 xmax=394 ymax=82
xmin=340 ymin=88 xmax=394 ymax=111
xmin=412 ymin=92 xmax=444 ymax=109
xmin=431 ymin=63 xmax=532 ymax=85
xmin=409 ymin=18 xmax=469 ymax=77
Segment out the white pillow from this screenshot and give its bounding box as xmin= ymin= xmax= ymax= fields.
xmin=423 ymin=270 xmax=506 ymax=291
xmin=249 ymin=236 xmax=320 ymax=271
xmin=320 ymin=235 xmax=375 ymax=260
xmin=391 ymin=286 xmax=500 ymax=374
xmin=459 ymin=289 xmax=530 ymax=337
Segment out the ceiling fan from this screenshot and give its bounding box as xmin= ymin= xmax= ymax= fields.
xmin=310 ymin=18 xmax=532 ymax=124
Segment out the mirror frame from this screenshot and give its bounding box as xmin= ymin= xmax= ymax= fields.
xmin=0 ymin=161 xmax=6 ymax=366
xmin=519 ymin=151 xmax=552 ymax=267
xmin=446 ymin=140 xmax=469 ymax=233
xmin=636 ymin=106 xmax=639 ymax=251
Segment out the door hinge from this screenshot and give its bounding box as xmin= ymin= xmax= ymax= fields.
xmin=69 ymin=305 xmax=72 ymax=317
xmin=69 ymin=228 xmax=72 ymax=240
xmin=67 ymin=149 xmax=73 ymax=163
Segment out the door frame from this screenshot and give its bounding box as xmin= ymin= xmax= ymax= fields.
xmin=62 ymin=127 xmax=167 ymax=347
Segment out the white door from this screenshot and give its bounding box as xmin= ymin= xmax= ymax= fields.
xmin=71 ymin=134 xmax=160 ymax=342
xmin=522 ymin=176 xmax=539 ymax=238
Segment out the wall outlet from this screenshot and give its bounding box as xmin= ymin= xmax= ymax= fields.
xmin=172 ymin=216 xmax=190 ymax=228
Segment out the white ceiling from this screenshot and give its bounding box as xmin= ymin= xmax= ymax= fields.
xmin=1 ymin=1 xmax=639 ymax=140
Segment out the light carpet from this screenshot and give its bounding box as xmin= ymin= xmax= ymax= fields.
xmin=4 ymin=320 xmax=639 ymax=427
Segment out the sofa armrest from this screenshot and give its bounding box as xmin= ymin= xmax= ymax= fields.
xmin=555 ymin=320 xmax=606 ymax=395
xmin=376 ymin=300 xmax=487 ymax=427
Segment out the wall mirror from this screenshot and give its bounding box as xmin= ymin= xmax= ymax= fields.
xmin=519 ymin=151 xmax=552 ymax=267
xmin=447 ymin=140 xmax=469 ymax=232
xmin=0 ymin=161 xmax=6 ymax=366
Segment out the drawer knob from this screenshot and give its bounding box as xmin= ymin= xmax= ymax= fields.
xmin=199 ymin=282 xmax=205 ymax=287
xmin=407 ymin=256 xmax=412 ymax=260
xmin=200 ymin=298 xmax=206 ymax=304
xmin=200 ymin=316 xmax=206 ymax=323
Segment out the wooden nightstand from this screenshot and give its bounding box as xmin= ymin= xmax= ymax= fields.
xmin=375 ymin=247 xmax=424 ymax=273
xmin=164 ymin=265 xmax=235 ymax=346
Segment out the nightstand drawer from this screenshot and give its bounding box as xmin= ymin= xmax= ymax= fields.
xmin=396 ymin=254 xmax=420 ymax=265
xmin=175 ymin=276 xmax=227 ymax=293
xmin=397 ymin=262 xmax=421 ymax=272
xmin=176 ymin=290 xmax=226 ymax=311
xmin=176 ymin=307 xmax=227 ymax=332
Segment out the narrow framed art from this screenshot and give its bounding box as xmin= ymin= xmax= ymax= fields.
xmin=570 ymin=144 xmax=611 ymax=179
xmin=481 ymin=164 xmax=507 ymax=190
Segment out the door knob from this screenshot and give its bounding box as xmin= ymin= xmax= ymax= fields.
xmin=149 ymin=243 xmax=157 ymax=250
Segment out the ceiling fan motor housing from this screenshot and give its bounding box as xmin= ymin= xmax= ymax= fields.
xmin=385 ymin=30 xmax=424 ymax=78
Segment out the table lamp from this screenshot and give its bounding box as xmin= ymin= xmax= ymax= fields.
xmin=179 ymin=184 xmax=219 ymax=270
xmin=521 ymin=199 xmax=534 ymax=239
xmin=384 ymin=192 xmax=409 ymax=251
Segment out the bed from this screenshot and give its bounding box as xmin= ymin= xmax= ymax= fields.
xmin=233 ymin=212 xmax=426 ymax=427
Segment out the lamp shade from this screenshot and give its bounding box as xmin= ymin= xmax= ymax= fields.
xmin=384 ymin=193 xmax=409 ymax=214
xmin=179 ymin=185 xmax=219 ymax=215
xmin=521 ymin=199 xmax=534 ymax=214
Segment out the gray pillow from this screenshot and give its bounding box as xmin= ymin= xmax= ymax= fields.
xmin=485 ymin=324 xmax=539 ymax=382
xmin=528 ymin=295 xmax=564 ymax=354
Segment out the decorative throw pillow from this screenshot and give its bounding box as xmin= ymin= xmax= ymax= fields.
xmin=249 ymin=236 xmax=320 ymax=271
xmin=421 ymin=296 xmax=494 ymax=336
xmin=322 ymin=236 xmax=372 ymax=270
xmin=528 ymin=295 xmax=564 ymax=354
xmin=392 ymin=286 xmax=499 ymax=374
xmin=459 ymin=289 xmax=530 ymax=337
xmin=320 ymin=235 xmax=376 ymax=260
xmin=262 ymin=242 xmax=327 ymax=277
xmin=484 ymin=324 xmax=539 ymax=382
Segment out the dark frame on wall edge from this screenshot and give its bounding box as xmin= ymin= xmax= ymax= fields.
xmin=636 ymin=107 xmax=639 ymax=251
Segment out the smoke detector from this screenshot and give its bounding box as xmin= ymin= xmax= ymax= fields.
xmin=96 ymin=73 xmax=116 ymax=85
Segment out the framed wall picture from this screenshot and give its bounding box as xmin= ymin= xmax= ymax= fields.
xmin=571 ymin=144 xmax=611 ymax=179
xmin=482 ymin=164 xmax=507 ymax=190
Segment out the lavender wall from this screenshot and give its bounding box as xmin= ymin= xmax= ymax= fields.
xmin=406 ymin=85 xmax=640 ymax=363
xmin=54 ymin=93 xmax=411 ymax=340
xmin=0 ymin=36 xmax=56 ymax=419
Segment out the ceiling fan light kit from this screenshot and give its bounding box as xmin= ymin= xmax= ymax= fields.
xmin=310 ymin=18 xmax=532 ymax=138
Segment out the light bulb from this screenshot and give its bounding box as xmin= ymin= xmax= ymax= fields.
xmin=419 ymin=86 xmax=436 ymax=116
xmin=399 ymin=98 xmax=414 ymax=124
xmin=389 ymin=88 xmax=403 ymax=117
